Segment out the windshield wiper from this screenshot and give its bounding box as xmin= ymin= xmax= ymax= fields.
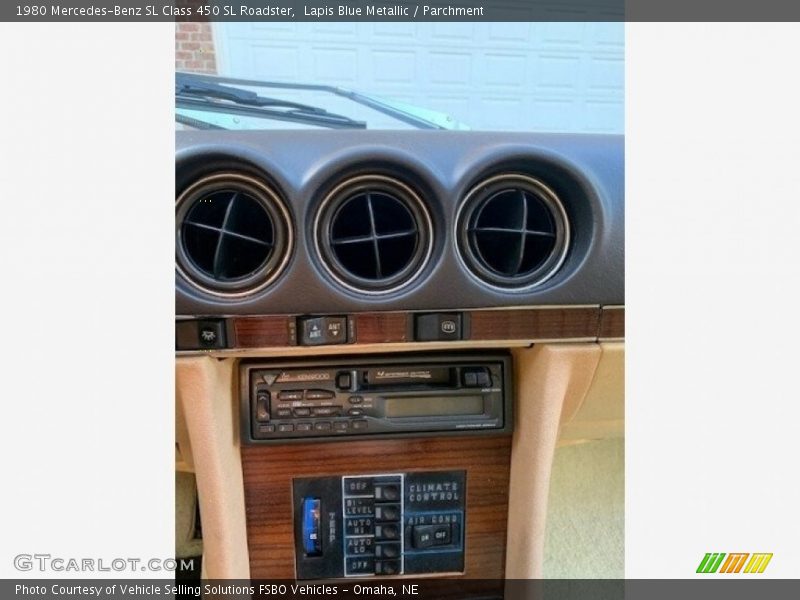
xmin=175 ymin=113 xmax=227 ymax=130
xmin=175 ymin=73 xmax=366 ymax=130
xmin=179 ymin=72 xmax=469 ymax=131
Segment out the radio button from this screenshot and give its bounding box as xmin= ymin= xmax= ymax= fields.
xmin=296 ymin=423 xmax=312 ymax=432
xmin=293 ymin=408 xmax=311 ymax=417
xmin=375 ymin=483 xmax=400 ymax=502
xmin=278 ymin=390 xmax=304 ymax=401
xmin=348 ymin=395 xmax=363 ymax=404
xmin=258 ymin=424 xmax=275 ymax=434
xmin=333 ymin=421 xmax=349 ymax=431
xmin=313 ymin=421 xmax=332 ymax=431
xmin=347 ymin=408 xmax=364 ymax=416
xmin=312 ymin=406 xmax=341 ymax=417
xmin=275 ymin=408 xmax=293 ymax=418
xmin=375 ymin=504 xmax=400 ymax=522
xmin=352 ymin=420 xmax=368 ymax=430
xmin=256 ymin=400 xmax=270 ymax=422
xmin=278 ymin=423 xmax=294 ymax=433
xmin=336 ymin=372 xmax=353 ymax=390
xmin=463 ymin=367 xmax=491 ymax=388
xmin=306 ymin=389 xmax=335 ymax=400
xmin=375 ymin=542 xmax=400 ymax=559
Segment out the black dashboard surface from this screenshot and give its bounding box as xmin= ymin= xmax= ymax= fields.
xmin=176 ymin=130 xmax=623 ymax=316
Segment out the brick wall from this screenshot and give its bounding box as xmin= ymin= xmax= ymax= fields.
xmin=175 ymin=22 xmax=217 ymax=73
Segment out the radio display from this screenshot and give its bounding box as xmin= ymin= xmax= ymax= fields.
xmin=384 ymin=395 xmax=484 ymax=418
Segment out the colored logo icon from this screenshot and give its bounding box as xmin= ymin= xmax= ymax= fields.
xmin=697 ymin=552 xmax=773 ymax=574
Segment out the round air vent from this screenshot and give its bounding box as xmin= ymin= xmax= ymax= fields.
xmin=457 ymin=174 xmax=570 ymax=290
xmin=176 ymin=172 xmax=293 ymax=297
xmin=314 ymin=175 xmax=433 ymax=294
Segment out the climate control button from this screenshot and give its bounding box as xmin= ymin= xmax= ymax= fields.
xmin=375 ymin=483 xmax=400 ymax=502
xmin=375 ymin=524 xmax=399 ymax=540
xmin=375 ymin=504 xmax=400 ymax=522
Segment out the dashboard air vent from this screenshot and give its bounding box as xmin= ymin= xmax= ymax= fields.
xmin=315 ymin=175 xmax=433 ymax=294
xmin=176 ymin=173 xmax=292 ymax=297
xmin=457 ymin=174 xmax=570 ymax=289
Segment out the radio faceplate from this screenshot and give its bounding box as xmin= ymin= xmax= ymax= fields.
xmin=240 ymin=353 xmax=512 ymax=443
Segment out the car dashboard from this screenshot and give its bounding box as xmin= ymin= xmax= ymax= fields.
xmin=174 ymin=129 xmax=624 ymax=591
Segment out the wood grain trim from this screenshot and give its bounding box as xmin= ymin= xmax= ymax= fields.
xmin=233 ymin=316 xmax=292 ymax=348
xmin=470 ymin=307 xmax=600 ymax=341
xmin=227 ymin=306 xmax=610 ymax=350
xmin=241 ymin=436 xmax=511 ymax=582
xmin=354 ymin=312 xmax=409 ymax=344
xmin=598 ymin=306 xmax=625 ymax=339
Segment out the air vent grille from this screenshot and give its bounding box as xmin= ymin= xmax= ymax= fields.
xmin=316 ymin=176 xmax=432 ymax=293
xmin=458 ymin=174 xmax=569 ymax=289
xmin=176 ymin=173 xmax=292 ymax=297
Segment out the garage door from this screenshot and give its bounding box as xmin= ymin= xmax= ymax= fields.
xmin=213 ymin=22 xmax=623 ymax=133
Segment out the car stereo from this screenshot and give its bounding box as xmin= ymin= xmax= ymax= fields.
xmin=240 ymin=353 xmax=512 ymax=443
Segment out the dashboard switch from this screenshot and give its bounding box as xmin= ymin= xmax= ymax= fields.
xmin=375 ymin=524 xmax=400 ymax=540
xmin=414 ymin=313 xmax=462 ymax=341
xmin=375 ymin=483 xmax=400 ymax=502
xmin=375 ymin=559 xmax=400 ymax=576
xmin=375 ymin=542 xmax=401 ymax=559
xmin=375 ymin=504 xmax=400 ymax=522
xmin=175 ymin=319 xmax=227 ymax=350
xmin=301 ymin=497 xmax=322 ymax=556
xmin=299 ymin=316 xmax=347 ymax=346
xmin=412 ymin=523 xmax=452 ymax=549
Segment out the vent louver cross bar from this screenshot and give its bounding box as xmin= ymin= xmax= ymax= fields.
xmin=458 ymin=174 xmax=570 ymax=290
xmin=176 ymin=173 xmax=293 ymax=298
xmin=316 ymin=175 xmax=433 ymax=294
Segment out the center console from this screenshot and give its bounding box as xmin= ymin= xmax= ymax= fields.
xmin=239 ymin=352 xmax=513 ymax=587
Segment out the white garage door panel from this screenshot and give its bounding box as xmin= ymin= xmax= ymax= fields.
xmin=214 ymin=22 xmax=623 ymax=133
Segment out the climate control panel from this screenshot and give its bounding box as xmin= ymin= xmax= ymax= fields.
xmin=293 ymin=470 xmax=465 ymax=579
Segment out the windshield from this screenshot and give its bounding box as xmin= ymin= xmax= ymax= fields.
xmin=176 ymin=73 xmax=465 ymax=131
xmin=175 ymin=23 xmax=623 ymax=134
